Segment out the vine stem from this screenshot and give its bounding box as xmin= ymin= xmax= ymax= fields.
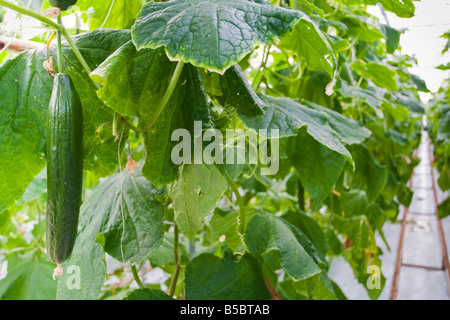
xmin=252 ymin=45 xmax=271 ymax=91
xmin=297 ymin=178 xmax=305 ymax=212
xmin=131 ymin=265 xmax=145 ymax=289
xmin=142 ymin=61 xmax=184 ymax=133
xmin=60 ymin=26 xmax=101 ymax=89
xmin=168 ymin=223 xmax=180 ymax=297
xmin=56 ymin=14 xmax=63 ymax=73
xmin=0 ymin=0 xmax=100 ymax=89
xmin=225 ymin=171 xmax=246 ymax=234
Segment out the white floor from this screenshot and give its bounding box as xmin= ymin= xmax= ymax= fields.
xmin=329 ymin=132 xmax=450 ymax=300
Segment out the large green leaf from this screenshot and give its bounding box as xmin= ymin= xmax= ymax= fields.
xmin=87 ymin=166 xmax=165 ymax=263
xmin=293 ymin=270 xmax=339 ymax=300
xmin=331 ymin=214 xmax=375 ymax=250
xmin=205 ymin=207 xmax=258 ymax=251
xmin=77 ymin=0 xmax=142 ymax=30
xmin=238 ymin=94 xmax=352 ymax=163
xmin=293 ymin=0 xmax=324 ymax=18
xmin=437 ymin=105 xmax=450 ymax=145
xmin=57 ymin=166 xmax=165 ymax=299
xmin=91 ymin=42 xmax=214 ymax=186
xmin=0 ymin=29 xmax=130 ymax=211
xmin=338 ymin=80 xmax=385 ymax=117
xmin=143 ymin=63 xmax=214 ymax=186
xmin=245 ymin=213 xmax=324 ymax=283
xmin=281 ymin=210 xmax=329 ymax=259
xmin=340 ymin=12 xmax=402 ymax=52
xmin=169 ymin=163 xmax=228 ymax=240
xmin=288 ymin=130 xmax=346 ymax=210
xmin=56 ymin=239 xmax=105 ymax=300
xmin=342 ymin=247 xmax=385 ymax=300
xmin=279 ymin=16 xmax=338 ymax=80
xmin=185 ymin=253 xmax=271 ymax=300
xmin=391 ymin=92 xmax=425 ymax=115
xmin=0 ymin=251 xmax=56 ymax=300
xmin=345 ymin=144 xmax=388 ymax=203
xmin=131 ymin=0 xmax=303 ymax=73
xmin=365 ymin=0 xmax=415 ymax=18
xmin=219 ymin=64 xmax=266 ymax=117
xmin=352 ymin=62 xmax=398 ymax=91
xmin=0 ymin=50 xmax=47 ymax=211
xmin=90 ymin=41 xmax=170 ymax=119
xmin=303 ymin=101 xmax=371 ymax=145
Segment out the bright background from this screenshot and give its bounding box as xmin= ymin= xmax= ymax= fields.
xmin=369 ymin=0 xmax=450 ymax=102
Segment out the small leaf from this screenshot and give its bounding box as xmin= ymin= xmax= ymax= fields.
xmin=238 ymin=94 xmax=352 ymax=163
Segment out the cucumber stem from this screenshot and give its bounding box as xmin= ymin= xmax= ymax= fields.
xmin=56 ymin=14 xmax=63 ymax=73
xmin=61 ymin=27 xmax=101 ymax=90
xmin=131 ymin=265 xmax=145 ymax=289
xmin=141 ymin=61 xmax=184 ymax=133
xmin=225 ymin=171 xmax=246 ymax=234
xmin=168 ymin=224 xmax=180 ymax=297
xmin=112 ymin=112 xmax=118 ymax=138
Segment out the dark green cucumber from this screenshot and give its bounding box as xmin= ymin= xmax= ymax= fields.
xmin=49 ymin=0 xmax=78 ymax=11
xmin=46 ymin=73 xmax=83 ymax=265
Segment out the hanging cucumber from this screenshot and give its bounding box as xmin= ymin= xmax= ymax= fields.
xmin=49 ymin=0 xmax=78 ymax=11
xmin=46 ymin=73 xmax=83 ymax=269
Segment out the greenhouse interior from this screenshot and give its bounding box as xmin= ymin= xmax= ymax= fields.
xmin=0 ymin=0 xmax=449 ymax=303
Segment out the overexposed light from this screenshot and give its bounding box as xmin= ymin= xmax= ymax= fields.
xmin=1 ymin=7 xmax=88 ymax=41
xmin=369 ymin=1 xmax=450 ymax=99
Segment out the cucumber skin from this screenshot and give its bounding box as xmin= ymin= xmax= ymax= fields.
xmin=46 ymin=73 xmax=83 ymax=265
xmin=49 ymin=0 xmax=78 ymax=11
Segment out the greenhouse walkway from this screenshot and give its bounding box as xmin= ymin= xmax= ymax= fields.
xmin=328 ymin=131 xmax=450 ymax=300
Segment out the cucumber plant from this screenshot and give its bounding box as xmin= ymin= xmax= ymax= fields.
xmin=0 ymin=0 xmax=429 ymax=300
xmin=427 ymin=30 xmax=450 ymax=219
